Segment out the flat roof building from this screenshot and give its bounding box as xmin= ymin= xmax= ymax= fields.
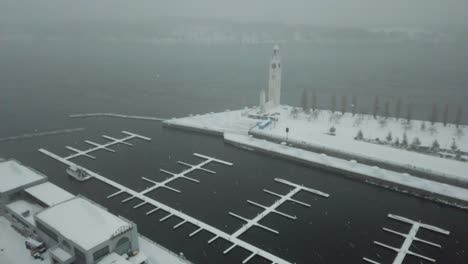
xmin=0 ymin=160 xmax=47 ymax=214
xmin=35 ymin=196 xmax=142 ymax=264
xmin=25 ymin=182 xmax=75 ymax=207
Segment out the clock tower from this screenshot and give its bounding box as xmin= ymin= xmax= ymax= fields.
xmin=268 ymin=45 xmax=282 ymax=106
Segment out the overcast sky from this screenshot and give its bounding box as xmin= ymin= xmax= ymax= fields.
xmin=1 ymin=0 xmax=467 ymax=26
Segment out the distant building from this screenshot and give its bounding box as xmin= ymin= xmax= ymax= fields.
xmin=260 ymin=45 xmax=282 ymax=112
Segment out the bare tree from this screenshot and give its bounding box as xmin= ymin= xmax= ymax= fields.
xmin=431 ymin=102 xmax=438 ymax=125
xmin=386 ymin=132 xmax=393 ymax=142
xmin=451 ymin=139 xmax=458 ymax=152
xmin=311 ymin=89 xmax=317 ymax=112
xmin=431 ymin=139 xmax=440 ymax=152
xmin=384 ymin=100 xmax=390 ymax=119
xmin=402 ymin=132 xmax=408 ymax=147
xmin=352 ymin=95 xmax=357 ymax=116
xmin=331 ymin=94 xmax=336 ymax=113
xmin=373 ymin=95 xmax=379 ymax=118
xmin=355 ymin=130 xmax=364 ymax=140
xmin=302 ymin=89 xmax=309 ymax=112
xmin=395 ymin=97 xmax=401 ymax=120
xmin=406 ymin=102 xmax=413 ymax=123
xmin=443 ymin=104 xmax=449 ymax=127
xmin=341 ymin=95 xmax=347 ymax=114
xmin=456 ymin=106 xmax=463 ymax=128
xmin=411 ymin=137 xmax=421 ymax=150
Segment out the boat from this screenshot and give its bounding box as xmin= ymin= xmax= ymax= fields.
xmin=66 ymin=166 xmax=92 ymax=182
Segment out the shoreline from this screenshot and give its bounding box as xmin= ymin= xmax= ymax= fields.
xmin=162 ymin=111 xmax=468 ymax=209
xmin=223 ymin=133 xmax=468 ymax=209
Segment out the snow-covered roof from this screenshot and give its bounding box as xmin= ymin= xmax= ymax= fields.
xmin=36 ymin=197 xmax=132 ymax=250
xmin=6 ymin=200 xmax=44 ymax=225
xmin=0 ymin=160 xmax=46 ymax=193
xmin=50 ymin=246 xmax=73 ymax=262
xmin=97 ymin=252 xmax=132 ymax=264
xmin=25 ymin=182 xmax=74 ymax=207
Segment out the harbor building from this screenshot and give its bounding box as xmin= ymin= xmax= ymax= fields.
xmin=0 ymin=159 xmax=47 ymax=215
xmin=0 ymin=159 xmax=148 ymax=264
xmin=35 ymin=196 xmax=142 ymax=264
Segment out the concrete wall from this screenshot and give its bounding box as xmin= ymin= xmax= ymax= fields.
xmin=224 ymin=134 xmax=468 ymax=209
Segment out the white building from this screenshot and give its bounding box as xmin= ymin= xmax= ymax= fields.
xmin=260 ymin=45 xmax=282 ymax=112
xmin=0 ymin=159 xmax=47 ymax=214
xmin=1 ymin=159 xmax=192 ymax=264
xmin=0 ymin=159 xmax=145 ymax=264
xmin=35 ymin=196 xmax=142 ymax=264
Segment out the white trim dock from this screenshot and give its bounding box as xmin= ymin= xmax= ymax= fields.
xmin=63 ymin=131 xmax=151 ymax=160
xmin=69 ymin=113 xmax=165 ymax=121
xmin=229 ymin=178 xmax=329 ymax=239
xmin=38 ymin=148 xmax=297 ymax=264
xmin=136 ymin=153 xmax=233 ymax=196
xmin=363 ymin=214 xmax=450 ymax=264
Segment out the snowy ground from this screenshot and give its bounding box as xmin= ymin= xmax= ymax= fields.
xmin=165 ymin=108 xmax=257 ymax=135
xmin=224 ymin=133 xmax=468 ymax=207
xmin=165 ymin=105 xmax=468 ymax=205
xmin=251 ymin=106 xmax=468 ymax=184
xmin=138 ymin=236 xmax=192 ymax=264
xmin=0 ymin=216 xmax=50 ymax=264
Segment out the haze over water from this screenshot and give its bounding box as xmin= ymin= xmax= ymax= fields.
xmin=1 ymin=20 xmax=468 ymax=263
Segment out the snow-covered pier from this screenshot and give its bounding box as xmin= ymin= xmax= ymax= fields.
xmin=113 ymin=153 xmax=232 ymax=199
xmin=364 ymin=214 xmax=450 ymax=264
xmin=0 ymin=127 xmax=85 ymax=142
xmin=70 ymin=113 xmax=165 ymax=121
xmin=39 ymin=140 xmax=318 ymax=264
xmin=228 ymin=178 xmax=329 ymax=239
xmin=61 ymin=131 xmax=151 ymax=160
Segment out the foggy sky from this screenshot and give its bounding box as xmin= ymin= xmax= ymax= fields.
xmin=1 ymin=0 xmax=468 ymax=26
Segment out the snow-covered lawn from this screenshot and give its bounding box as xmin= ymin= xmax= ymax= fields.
xmin=251 ymin=106 xmax=468 ymax=184
xmin=224 ymin=133 xmax=468 ymax=207
xmin=0 ymin=216 xmax=50 ymax=264
xmin=165 ymin=108 xmax=258 ymax=135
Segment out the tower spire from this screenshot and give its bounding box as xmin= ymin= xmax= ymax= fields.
xmin=268 ymin=45 xmax=282 ymax=106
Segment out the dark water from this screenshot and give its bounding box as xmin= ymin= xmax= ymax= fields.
xmin=1 ymin=40 xmax=468 ymax=264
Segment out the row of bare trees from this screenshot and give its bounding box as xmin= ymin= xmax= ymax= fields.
xmin=301 ymin=90 xmax=464 ymax=127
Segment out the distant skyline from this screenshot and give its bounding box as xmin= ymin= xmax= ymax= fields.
xmin=1 ymin=0 xmax=468 ymax=26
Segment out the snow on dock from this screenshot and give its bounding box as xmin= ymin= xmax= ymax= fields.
xmin=61 ymin=131 xmax=151 ymax=160
xmin=39 ymin=144 xmax=315 ymax=264
xmin=137 ymin=153 xmax=232 ymax=196
xmin=363 ymin=214 xmax=450 ymax=264
xmin=0 ymin=128 xmax=85 ymax=142
xmin=224 ymin=133 xmax=468 ymax=208
xmin=228 ymin=178 xmax=329 ymax=240
xmin=70 ymin=113 xmax=165 ymax=121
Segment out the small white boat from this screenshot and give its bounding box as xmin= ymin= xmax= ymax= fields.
xmin=66 ymin=166 xmax=91 ymax=182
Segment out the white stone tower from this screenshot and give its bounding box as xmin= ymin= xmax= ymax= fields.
xmin=268 ymin=45 xmax=282 ymax=106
